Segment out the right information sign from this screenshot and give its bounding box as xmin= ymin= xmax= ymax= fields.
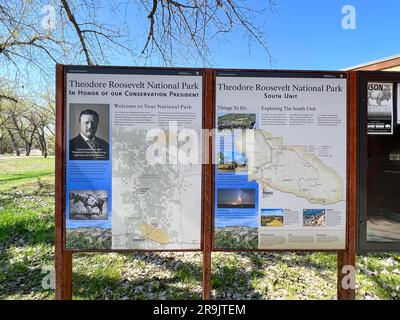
xmin=214 ymin=71 xmax=347 ymax=250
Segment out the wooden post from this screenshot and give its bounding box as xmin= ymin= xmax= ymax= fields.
xmin=337 ymin=71 xmax=357 ymax=300
xmin=202 ymin=69 xmax=214 ymax=300
xmin=55 ymin=64 xmax=73 ymax=300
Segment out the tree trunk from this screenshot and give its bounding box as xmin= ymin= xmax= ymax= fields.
xmin=38 ymin=139 xmax=45 ymax=156
xmin=41 ymin=129 xmax=48 ymax=158
xmin=25 ymin=130 xmax=37 ymax=156
xmin=0 ymin=136 xmax=4 ymax=154
xmin=36 ymin=128 xmax=48 ymax=158
xmin=25 ymin=144 xmax=31 ymax=156
xmin=6 ymin=128 xmax=20 ymax=156
xmin=39 ymin=141 xmax=48 ymax=158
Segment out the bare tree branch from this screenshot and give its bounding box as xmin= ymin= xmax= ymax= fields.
xmin=139 ymin=0 xmax=274 ymax=65
xmin=60 ymin=0 xmax=93 ymax=65
xmin=0 ymin=94 xmax=18 ymax=103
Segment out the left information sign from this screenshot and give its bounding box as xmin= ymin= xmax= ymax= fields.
xmin=65 ymin=67 xmax=203 ymax=250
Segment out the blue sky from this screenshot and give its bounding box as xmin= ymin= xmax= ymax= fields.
xmin=11 ymin=0 xmax=400 ymax=93
xmin=118 ymin=0 xmax=400 ymax=70
xmin=261 ymin=209 xmax=284 ymax=216
xmin=215 ymin=0 xmax=400 ymax=70
xmin=209 ymin=0 xmax=400 ymax=70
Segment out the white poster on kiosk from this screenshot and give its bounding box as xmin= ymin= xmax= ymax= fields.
xmin=214 ymin=72 xmax=347 ymax=250
xmin=65 ymin=67 xmax=203 ymax=250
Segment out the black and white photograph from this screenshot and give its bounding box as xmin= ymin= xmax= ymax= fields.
xmin=69 ymin=103 xmax=110 ymax=160
xmin=367 ymin=82 xmax=393 ymax=135
xmin=69 ymin=190 xmax=108 ymax=220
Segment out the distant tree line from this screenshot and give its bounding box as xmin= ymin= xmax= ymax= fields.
xmin=0 ymin=92 xmax=54 ymax=157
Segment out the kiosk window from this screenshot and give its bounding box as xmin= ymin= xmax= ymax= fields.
xmin=366 ymin=82 xmax=400 ymax=243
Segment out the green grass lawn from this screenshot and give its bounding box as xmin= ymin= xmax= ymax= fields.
xmin=0 ymin=157 xmax=399 ymax=300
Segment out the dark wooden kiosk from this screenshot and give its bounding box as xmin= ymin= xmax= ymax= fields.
xmin=357 ymin=71 xmax=400 ymax=252
xmin=55 ymin=65 xmax=357 ymax=300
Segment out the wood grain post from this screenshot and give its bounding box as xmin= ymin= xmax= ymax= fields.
xmin=337 ymin=71 xmax=357 ymax=300
xmin=202 ymin=69 xmax=214 ymax=300
xmin=55 ymin=64 xmax=73 ymax=300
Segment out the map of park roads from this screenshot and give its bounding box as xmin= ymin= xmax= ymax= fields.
xmin=243 ymin=129 xmax=344 ymax=205
xmin=112 ymin=127 xmax=201 ymax=250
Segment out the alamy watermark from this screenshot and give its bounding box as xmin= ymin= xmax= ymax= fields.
xmin=41 ymin=265 xmax=55 ymax=290
xmin=341 ymin=5 xmax=356 ymax=30
xmin=41 ymin=4 xmax=56 ymax=32
xmin=341 ymin=265 xmax=356 ymax=290
xmin=144 ymin=121 xmax=256 ymax=168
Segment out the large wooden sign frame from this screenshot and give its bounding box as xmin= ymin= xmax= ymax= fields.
xmin=212 ymin=69 xmax=349 ymax=252
xmin=55 ymin=65 xmax=357 ymax=300
xmin=61 ymin=65 xmax=205 ymax=253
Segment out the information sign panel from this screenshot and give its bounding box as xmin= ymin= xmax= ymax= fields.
xmin=214 ymin=71 xmax=348 ymax=250
xmin=64 ymin=66 xmax=203 ymax=250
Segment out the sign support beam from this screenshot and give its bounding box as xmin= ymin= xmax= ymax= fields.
xmin=202 ymin=69 xmax=214 ymax=300
xmin=55 ymin=64 xmax=73 ymax=300
xmin=337 ymin=71 xmax=357 ymax=300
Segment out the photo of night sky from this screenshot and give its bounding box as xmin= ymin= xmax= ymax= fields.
xmin=217 ymin=188 xmax=256 ymax=208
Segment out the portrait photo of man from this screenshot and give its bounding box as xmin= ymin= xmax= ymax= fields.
xmin=69 ymin=105 xmax=109 ymax=160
